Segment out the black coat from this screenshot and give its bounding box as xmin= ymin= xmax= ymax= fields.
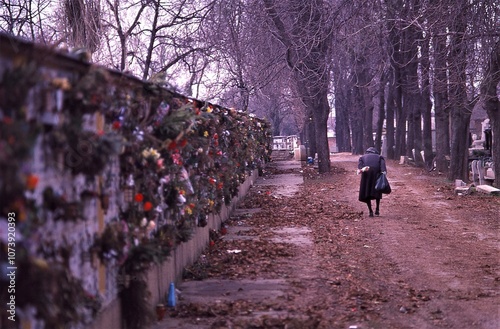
xmin=358 ymin=149 xmax=387 ymax=202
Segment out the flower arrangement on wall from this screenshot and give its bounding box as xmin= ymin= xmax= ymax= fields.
xmin=0 ymin=50 xmax=271 ymax=329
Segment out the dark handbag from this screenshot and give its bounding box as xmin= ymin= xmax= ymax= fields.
xmin=375 ymin=172 xmax=391 ymax=194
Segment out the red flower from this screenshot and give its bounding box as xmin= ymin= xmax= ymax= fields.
xmin=134 ymin=193 xmax=144 ymax=202
xmin=112 ymin=121 xmax=121 ymax=130
xmin=143 ymin=201 xmax=153 ymax=212
xmin=26 ymin=174 xmax=39 ymax=190
xmin=217 ymin=182 xmax=224 ymax=190
xmin=172 ymin=153 xmax=183 ymax=165
xmin=179 ymin=139 xmax=188 ymax=148
xmin=167 ymin=140 xmax=177 ymax=150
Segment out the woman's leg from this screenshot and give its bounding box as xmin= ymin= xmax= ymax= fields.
xmin=366 ymin=201 xmax=374 ymax=217
xmin=375 ymin=198 xmax=380 ymax=215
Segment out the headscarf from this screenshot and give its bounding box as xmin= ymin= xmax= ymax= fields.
xmin=365 ymin=147 xmax=380 ymax=155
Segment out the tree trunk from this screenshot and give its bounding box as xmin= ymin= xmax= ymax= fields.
xmin=353 ymin=56 xmax=374 ymax=152
xmin=401 ymin=23 xmax=421 ymax=163
xmin=394 ymin=74 xmax=406 ymax=158
xmin=389 ymin=31 xmax=406 ymax=158
xmin=449 ymin=112 xmax=471 ymax=181
xmin=334 ymin=82 xmax=351 ymax=152
xmin=262 ymin=0 xmax=331 ymax=173
xmin=313 ymin=90 xmax=331 ymax=172
xmin=386 ymin=81 xmax=396 ymax=160
xmin=420 ymin=34 xmax=433 ymax=169
xmin=433 ymin=33 xmax=450 ymax=173
xmin=448 ymin=9 xmax=471 ymax=181
xmin=375 ymin=73 xmax=386 ymax=154
xmin=351 ymin=85 xmax=364 ymax=155
xmin=307 ymin=111 xmax=316 ymax=158
xmin=481 ymin=41 xmax=500 ymax=187
xmin=364 ymin=103 xmax=374 ymax=151
xmin=407 ymin=94 xmax=423 ymax=164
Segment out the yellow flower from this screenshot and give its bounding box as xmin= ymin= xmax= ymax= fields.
xmin=142 ymin=147 xmax=160 ymax=160
xmin=203 ymin=131 xmax=209 ymax=137
xmin=206 ymin=106 xmax=213 ymax=113
xmin=185 ymin=207 xmax=192 ymax=215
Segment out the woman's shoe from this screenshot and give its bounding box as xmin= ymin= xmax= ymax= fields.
xmin=369 ymin=211 xmax=374 ymax=217
xmin=375 ymin=210 xmax=380 ymax=216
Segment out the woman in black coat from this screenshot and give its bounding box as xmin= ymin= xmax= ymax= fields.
xmin=358 ymin=147 xmax=387 ymax=217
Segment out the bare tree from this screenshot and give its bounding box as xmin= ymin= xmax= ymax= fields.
xmin=0 ymin=0 xmax=55 ymax=42
xmin=63 ymin=0 xmax=103 ymax=53
xmin=101 ymin=0 xmax=146 ymax=71
xmin=139 ymin=0 xmax=215 ymax=80
xmin=262 ymin=0 xmax=335 ymax=173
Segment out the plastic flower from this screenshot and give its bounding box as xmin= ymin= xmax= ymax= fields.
xmin=172 ymin=153 xmax=182 ymax=165
xmin=157 ymin=158 xmax=165 ymax=170
xmin=26 ymin=174 xmax=39 ymax=190
xmin=143 ymin=201 xmax=153 ymax=212
xmin=134 ymin=193 xmax=144 ymax=202
xmin=167 ymin=140 xmax=177 ymax=151
xmin=146 ymin=220 xmax=156 ymax=232
xmin=177 ymin=194 xmax=186 ymax=204
xmin=142 ymin=148 xmax=160 ymax=160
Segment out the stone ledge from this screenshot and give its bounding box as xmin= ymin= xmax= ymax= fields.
xmin=476 ymin=185 xmax=500 ymax=195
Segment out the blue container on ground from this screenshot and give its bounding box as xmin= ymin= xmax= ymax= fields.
xmin=167 ymin=282 xmax=176 ymax=307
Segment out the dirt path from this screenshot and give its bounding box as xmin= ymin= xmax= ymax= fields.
xmin=330 ymin=153 xmax=499 ymax=329
xmin=155 ymin=153 xmax=499 ymax=329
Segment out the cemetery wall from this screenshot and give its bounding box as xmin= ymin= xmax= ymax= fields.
xmin=0 ymin=33 xmax=271 ymax=329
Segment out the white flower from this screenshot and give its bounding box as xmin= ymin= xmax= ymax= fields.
xmin=177 ymin=194 xmax=186 ymax=204
xmin=142 ymin=148 xmax=160 ymax=160
xmin=147 ymin=220 xmax=156 ymax=232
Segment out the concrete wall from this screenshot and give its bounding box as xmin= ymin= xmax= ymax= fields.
xmin=86 ymin=169 xmax=258 ymax=329
xmin=0 ymin=33 xmax=267 ymax=329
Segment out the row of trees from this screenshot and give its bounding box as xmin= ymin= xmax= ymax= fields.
xmin=1 ymin=0 xmax=499 ymax=181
